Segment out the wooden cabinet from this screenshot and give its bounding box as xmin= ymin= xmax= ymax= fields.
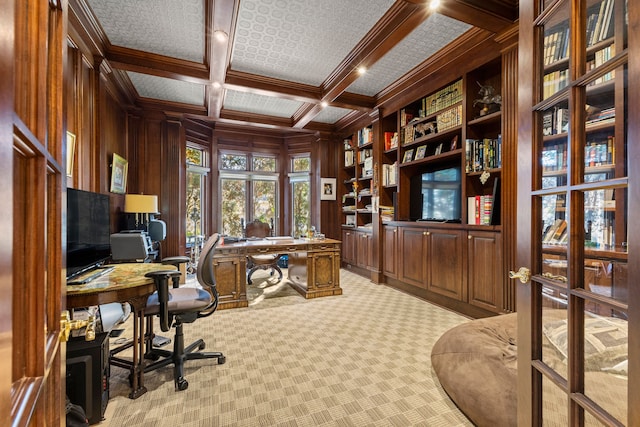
xmin=427 ymin=229 xmax=464 ymax=300
xmin=212 ymin=246 xmax=248 ymax=310
xmin=382 ymin=225 xmax=398 ymax=278
xmin=398 ymin=226 xmax=464 ymax=296
xmin=467 ymin=230 xmax=502 ymax=312
xmin=398 ymin=226 xmax=428 ymax=288
xmin=341 ymin=228 xmax=357 ymax=265
xmin=355 ymin=230 xmax=373 ymax=269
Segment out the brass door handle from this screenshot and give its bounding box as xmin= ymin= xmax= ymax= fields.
xmin=60 ymin=310 xmax=96 ymax=342
xmin=509 ymin=267 xmax=531 ymax=284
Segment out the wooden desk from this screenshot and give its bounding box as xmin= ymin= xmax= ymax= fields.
xmin=213 ymin=238 xmax=342 ymax=309
xmin=66 ymin=263 xmax=176 ymax=399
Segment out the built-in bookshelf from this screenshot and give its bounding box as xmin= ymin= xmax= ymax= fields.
xmin=340 ymin=127 xmax=375 ymax=228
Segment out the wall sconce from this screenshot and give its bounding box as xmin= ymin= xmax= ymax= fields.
xmin=124 ymin=194 xmax=158 ymax=230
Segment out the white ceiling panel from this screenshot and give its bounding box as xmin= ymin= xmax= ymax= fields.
xmin=231 ymin=0 xmax=396 ymax=86
xmin=347 ymin=14 xmax=472 ymax=96
xmin=313 ymin=106 xmax=354 ymax=124
xmin=87 ymin=0 xmax=205 ymax=63
xmin=223 ymin=89 xmax=303 ymax=118
xmin=127 ymin=72 xmax=204 ymax=105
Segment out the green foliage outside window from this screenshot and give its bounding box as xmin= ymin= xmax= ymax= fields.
xmin=221 ymin=153 xmax=247 ymax=170
xmin=293 ymin=157 xmax=310 ymax=172
xmin=221 ymin=178 xmax=246 ymax=237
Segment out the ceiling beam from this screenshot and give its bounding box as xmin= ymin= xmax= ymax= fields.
xmin=403 ymin=0 xmax=517 ymax=33
xmin=106 ymin=45 xmax=210 ymax=84
xmin=207 ymin=0 xmax=238 ymax=118
xmin=293 ymin=0 xmax=432 ymax=128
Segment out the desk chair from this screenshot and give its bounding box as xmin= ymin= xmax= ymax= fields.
xmin=242 ymin=218 xmax=283 ymax=285
xmin=143 ymin=234 xmax=225 ymax=391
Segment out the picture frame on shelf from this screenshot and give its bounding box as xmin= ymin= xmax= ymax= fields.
xmin=415 ymin=145 xmax=427 ymax=160
xmin=321 ymin=177 xmax=337 ymax=200
xmin=435 ymin=143 xmax=444 ymax=155
xmin=110 ymin=153 xmax=128 ymax=194
xmin=403 ymin=149 xmax=414 ymax=163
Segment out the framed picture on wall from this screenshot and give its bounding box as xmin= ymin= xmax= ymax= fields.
xmin=110 ymin=153 xmax=128 ymax=194
xmin=321 ymin=177 xmax=337 ymax=200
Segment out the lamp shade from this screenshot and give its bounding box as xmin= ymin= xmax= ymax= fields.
xmin=124 ymin=194 xmax=158 ymax=214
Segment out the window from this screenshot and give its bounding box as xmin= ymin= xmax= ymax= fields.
xmin=220 ymin=152 xmax=279 ymax=237
xmin=290 ymin=155 xmax=311 ymax=238
xmin=186 ymin=146 xmax=209 ymax=244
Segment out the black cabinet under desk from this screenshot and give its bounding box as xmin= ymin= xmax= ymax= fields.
xmin=66 ymin=332 xmax=109 ymax=425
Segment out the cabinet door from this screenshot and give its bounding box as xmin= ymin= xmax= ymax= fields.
xmin=467 ymin=230 xmax=502 ymax=312
xmin=382 ymin=226 xmax=398 ymax=278
xmin=427 ymin=229 xmax=464 ymax=300
xmin=356 ymin=231 xmax=372 ymax=269
xmin=399 ymin=227 xmax=427 ymax=288
xmin=341 ymin=229 xmax=356 ymax=264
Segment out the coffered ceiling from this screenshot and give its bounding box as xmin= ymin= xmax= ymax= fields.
xmin=72 ymin=0 xmax=518 ymax=133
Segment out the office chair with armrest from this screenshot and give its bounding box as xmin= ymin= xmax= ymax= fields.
xmin=242 ymin=218 xmax=283 ymax=285
xmin=143 ymin=233 xmax=225 ymax=391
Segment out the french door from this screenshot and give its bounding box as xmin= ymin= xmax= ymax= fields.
xmin=1 ymin=0 xmax=67 ymax=424
xmin=517 ymin=0 xmax=637 ymax=425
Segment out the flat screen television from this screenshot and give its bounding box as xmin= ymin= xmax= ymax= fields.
xmin=410 ymin=164 xmax=462 ymax=222
xmin=66 ymin=188 xmax=111 ymax=279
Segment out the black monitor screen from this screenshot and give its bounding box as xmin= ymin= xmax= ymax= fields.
xmin=410 ymin=165 xmax=462 ymax=222
xmin=66 ymin=188 xmax=111 ymax=279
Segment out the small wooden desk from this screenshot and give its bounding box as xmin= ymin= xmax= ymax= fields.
xmin=213 ymin=237 xmax=342 ymax=310
xmin=66 ymin=263 xmax=176 ymax=399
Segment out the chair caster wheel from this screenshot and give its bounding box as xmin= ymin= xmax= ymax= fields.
xmin=176 ymin=378 xmax=189 ymax=391
xmin=199 ymin=342 xmax=206 ymax=350
xmin=218 ymin=356 xmax=226 ymax=364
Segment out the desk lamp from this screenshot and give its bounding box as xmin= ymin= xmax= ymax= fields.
xmin=124 ymin=194 xmax=158 ymax=230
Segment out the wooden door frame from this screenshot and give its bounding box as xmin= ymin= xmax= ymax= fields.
xmin=0 ymin=0 xmax=15 ymax=421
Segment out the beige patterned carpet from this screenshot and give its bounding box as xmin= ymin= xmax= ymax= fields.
xmin=99 ymin=269 xmax=473 ymax=426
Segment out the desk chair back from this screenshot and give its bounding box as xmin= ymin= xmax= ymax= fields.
xmin=243 ymin=219 xmax=273 ymax=238
xmin=196 ymin=233 xmax=221 ymax=317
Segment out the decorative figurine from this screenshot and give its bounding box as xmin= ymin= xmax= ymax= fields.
xmin=473 ymin=82 xmax=502 ymax=116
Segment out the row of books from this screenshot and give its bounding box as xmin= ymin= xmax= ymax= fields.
xmin=544 ymin=42 xmax=615 ymax=99
xmin=586 ymin=107 xmax=615 ymax=125
xmin=543 ymin=219 xmax=568 ymax=245
xmin=587 ymin=44 xmax=615 ymax=86
xmin=587 ymin=0 xmax=615 ymax=47
xmin=382 ymin=162 xmax=397 ymax=186
xmin=437 ymin=105 xmax=463 ymax=133
xmin=344 ymin=150 xmax=354 ymax=167
xmin=542 ymin=69 xmax=569 ymax=99
xmin=384 ymin=131 xmax=399 ymax=151
xmin=541 ymin=137 xmax=615 ymax=172
xmin=467 ymin=195 xmax=494 ymax=225
xmin=543 ymin=24 xmax=570 ymax=65
xmin=358 ymin=126 xmax=373 ymax=147
xmin=542 ymin=107 xmax=569 ymax=136
xmin=379 ymin=205 xmax=395 ymax=223
xmin=542 ymin=0 xmax=614 ymax=66
xmin=586 ymin=137 xmax=615 ymax=167
xmin=465 ymin=136 xmax=502 ymax=173
xmin=422 ymin=79 xmax=463 ymax=117
xmin=357 ymin=148 xmax=373 ymax=164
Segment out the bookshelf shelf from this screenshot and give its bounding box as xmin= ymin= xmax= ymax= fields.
xmin=467 ymin=110 xmax=501 ymax=126
xmin=400 ymin=148 xmax=462 ymax=168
